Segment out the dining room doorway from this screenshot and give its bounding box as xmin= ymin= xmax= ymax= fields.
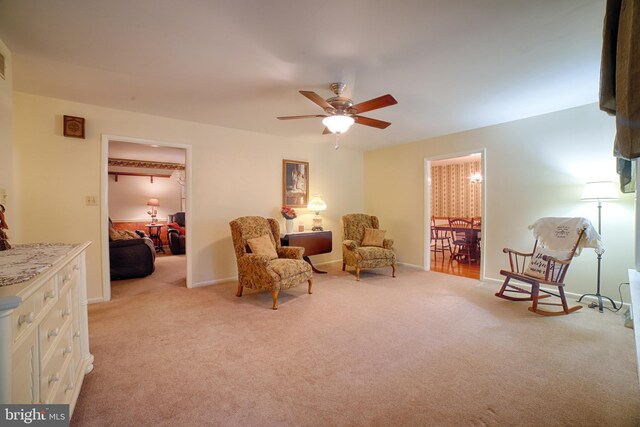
xmin=424 ymin=150 xmax=485 ymax=280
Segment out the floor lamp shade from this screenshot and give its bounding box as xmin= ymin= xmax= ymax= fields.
xmin=580 ymin=181 xmax=619 ymax=201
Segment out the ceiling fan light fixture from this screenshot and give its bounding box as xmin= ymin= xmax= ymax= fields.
xmin=322 ymin=115 xmax=355 ymax=134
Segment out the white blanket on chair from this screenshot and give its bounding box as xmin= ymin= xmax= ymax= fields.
xmin=529 ymin=217 xmax=602 ymax=256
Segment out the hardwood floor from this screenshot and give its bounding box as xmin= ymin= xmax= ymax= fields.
xmin=430 ymin=250 xmax=480 ymax=279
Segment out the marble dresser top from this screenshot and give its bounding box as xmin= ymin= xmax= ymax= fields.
xmin=0 ymin=243 xmax=79 ymax=287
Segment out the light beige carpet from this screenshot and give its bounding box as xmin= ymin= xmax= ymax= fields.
xmin=71 ymin=257 xmax=640 ymax=426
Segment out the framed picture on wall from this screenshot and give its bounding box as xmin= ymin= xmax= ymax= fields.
xmin=63 ymin=115 xmax=85 ymax=139
xmin=282 ymin=159 xmax=309 ymax=207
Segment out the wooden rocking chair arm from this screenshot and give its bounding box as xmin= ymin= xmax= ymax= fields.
xmin=502 ymin=248 xmax=533 ymax=257
xmin=541 ymin=255 xmax=571 ymax=265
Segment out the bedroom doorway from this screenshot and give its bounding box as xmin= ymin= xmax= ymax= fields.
xmin=100 ymin=135 xmax=193 ymax=302
xmin=424 ymin=150 xmax=485 ymax=280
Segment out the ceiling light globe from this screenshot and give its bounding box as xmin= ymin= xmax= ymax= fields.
xmin=322 ymin=115 xmax=355 ymax=134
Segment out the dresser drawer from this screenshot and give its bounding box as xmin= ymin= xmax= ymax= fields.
xmin=51 ymin=357 xmax=76 ymax=404
xmin=57 ymin=258 xmax=79 ymax=294
xmin=41 ymin=322 xmax=73 ymax=403
xmin=39 ymin=289 xmax=72 ymax=363
xmin=11 ymin=278 xmax=57 ymax=343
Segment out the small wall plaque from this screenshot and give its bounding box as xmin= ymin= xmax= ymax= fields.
xmin=63 ymin=115 xmax=85 ymax=139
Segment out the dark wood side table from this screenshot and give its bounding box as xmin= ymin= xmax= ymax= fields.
xmin=145 ymin=224 xmax=165 ymax=254
xmin=281 ymin=230 xmax=332 ymax=274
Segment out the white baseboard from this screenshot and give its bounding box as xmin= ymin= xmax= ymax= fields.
xmin=87 ymin=296 xmax=104 ymax=305
xmin=482 ymin=277 xmax=630 ymax=309
xmin=191 ymin=275 xmax=238 ymax=288
xmin=398 ymin=262 xmax=425 ymax=270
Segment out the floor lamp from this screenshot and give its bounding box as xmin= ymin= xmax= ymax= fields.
xmin=577 ymin=181 xmax=619 ymax=313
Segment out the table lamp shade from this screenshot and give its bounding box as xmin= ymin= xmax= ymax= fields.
xmin=581 ymin=181 xmax=619 ymax=201
xmin=307 ymin=197 xmax=327 ymax=213
xmin=147 ymin=198 xmax=160 ymax=207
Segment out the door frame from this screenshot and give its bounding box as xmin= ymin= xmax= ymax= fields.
xmin=423 ymin=148 xmax=486 ymax=279
xmin=100 ymin=134 xmax=193 ymax=302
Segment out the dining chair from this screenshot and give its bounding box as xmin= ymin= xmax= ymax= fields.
xmin=430 ymin=217 xmax=452 ymax=258
xmin=448 ymin=217 xmax=476 ymax=265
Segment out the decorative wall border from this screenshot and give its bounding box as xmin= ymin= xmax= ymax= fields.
xmin=108 ymin=158 xmax=185 ymax=170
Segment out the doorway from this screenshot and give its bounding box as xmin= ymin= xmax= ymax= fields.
xmin=100 ymin=135 xmax=192 ymax=302
xmin=424 ymin=150 xmax=485 ymax=280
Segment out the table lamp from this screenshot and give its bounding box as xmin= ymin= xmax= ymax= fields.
xmin=147 ymin=198 xmax=160 ymax=224
xmin=307 ymin=195 xmax=327 ymax=231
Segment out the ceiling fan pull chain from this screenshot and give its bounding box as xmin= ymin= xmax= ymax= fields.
xmin=334 ymin=133 xmax=340 ymax=150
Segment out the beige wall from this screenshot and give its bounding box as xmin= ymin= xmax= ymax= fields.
xmin=108 ymin=174 xmax=182 ymax=221
xmin=13 ymin=92 xmax=364 ymax=300
xmin=364 ymin=103 xmax=635 ymax=301
xmin=0 ymin=39 xmax=12 ymax=224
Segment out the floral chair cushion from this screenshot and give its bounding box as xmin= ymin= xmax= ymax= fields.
xmin=247 ymin=234 xmax=278 ymax=259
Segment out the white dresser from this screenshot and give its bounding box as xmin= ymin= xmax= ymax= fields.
xmin=0 ymin=241 xmax=93 ymax=414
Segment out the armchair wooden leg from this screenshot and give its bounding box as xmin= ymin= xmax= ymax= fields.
xmin=356 ymin=267 xmax=361 ymax=281
xmin=271 ymin=290 xmax=279 ymax=310
xmin=392 ymin=264 xmax=396 ymax=278
xmin=236 ymin=284 xmax=243 ymax=297
xmin=342 ymin=263 xmax=346 ymax=271
xmin=308 ymin=278 xmax=313 ymax=294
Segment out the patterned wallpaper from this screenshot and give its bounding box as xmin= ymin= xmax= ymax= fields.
xmin=430 ymin=160 xmax=482 ymax=218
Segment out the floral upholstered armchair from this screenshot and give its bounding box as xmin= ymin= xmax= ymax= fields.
xmin=229 ymin=216 xmax=313 ymax=310
xmin=342 ymin=213 xmax=396 ymax=281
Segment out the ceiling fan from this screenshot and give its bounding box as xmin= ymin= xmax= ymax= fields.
xmin=277 ymin=83 xmax=397 ymax=135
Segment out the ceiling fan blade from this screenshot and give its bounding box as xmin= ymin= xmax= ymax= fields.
xmin=277 ymin=114 xmax=326 ymax=120
xmin=300 ymin=91 xmax=333 ymax=110
xmin=322 ymin=127 xmax=331 ymax=135
xmin=355 ymin=115 xmax=392 ymax=129
xmin=352 ymin=94 xmax=397 ymax=114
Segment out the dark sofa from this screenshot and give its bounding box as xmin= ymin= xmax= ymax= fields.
xmin=109 ymin=221 xmax=156 ymax=280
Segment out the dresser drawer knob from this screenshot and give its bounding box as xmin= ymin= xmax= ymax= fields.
xmin=47 ymin=328 xmax=59 ymax=338
xmin=63 ymin=346 xmax=72 ymax=356
xmin=44 ymin=290 xmax=56 ymax=301
xmin=18 ymin=312 xmax=34 ymax=325
xmin=62 ymin=308 xmax=72 ymax=318
xmin=73 ymin=330 xmax=80 ymax=338
xmin=48 ymin=373 xmax=60 ymax=384
xmin=73 ymin=265 xmax=79 ymax=271
xmin=64 ymin=383 xmax=74 ymax=393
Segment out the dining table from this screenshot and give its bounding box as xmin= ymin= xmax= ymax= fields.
xmin=432 ymin=222 xmax=482 ymax=261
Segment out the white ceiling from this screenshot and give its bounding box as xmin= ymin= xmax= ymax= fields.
xmin=0 ymin=0 xmax=605 ymax=151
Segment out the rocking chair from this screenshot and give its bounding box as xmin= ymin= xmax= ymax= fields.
xmin=495 ymin=217 xmax=600 ymax=316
